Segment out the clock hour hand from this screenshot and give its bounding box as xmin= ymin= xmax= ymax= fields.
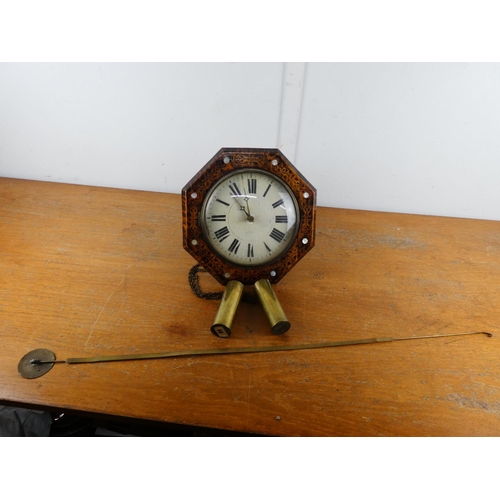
xmin=237 ymin=200 xmax=254 ymax=222
xmin=233 ymin=196 xmax=249 ymax=215
xmin=233 ymin=194 xmax=254 ymax=222
xmin=241 ymin=178 xmax=255 ymax=223
xmin=243 ymin=196 xmax=254 ymax=222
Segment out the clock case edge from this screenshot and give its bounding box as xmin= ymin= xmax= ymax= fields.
xmin=181 ymin=148 xmax=316 ymax=286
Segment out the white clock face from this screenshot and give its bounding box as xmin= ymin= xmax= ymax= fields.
xmin=201 ymin=169 xmax=299 ymax=266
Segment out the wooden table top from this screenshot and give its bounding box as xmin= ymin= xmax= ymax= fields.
xmin=1 ymin=177 xmax=499 ymax=436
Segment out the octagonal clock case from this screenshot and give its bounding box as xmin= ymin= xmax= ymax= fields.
xmin=182 ymin=148 xmax=316 ymax=337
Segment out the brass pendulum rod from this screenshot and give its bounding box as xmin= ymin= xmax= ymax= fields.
xmin=19 ymin=331 xmax=492 ymax=379
xmin=31 ymin=331 xmax=492 ymax=366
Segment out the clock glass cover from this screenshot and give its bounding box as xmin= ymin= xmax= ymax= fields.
xmin=201 ymin=169 xmax=299 ymax=267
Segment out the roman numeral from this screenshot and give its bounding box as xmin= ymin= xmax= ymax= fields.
xmin=247 ymin=178 xmax=257 ymax=194
xmin=247 ymin=243 xmax=254 ymax=258
xmin=272 ymin=198 xmax=284 ymax=209
xmin=229 ymin=183 xmax=241 ymax=197
xmin=264 ymin=242 xmax=272 ymax=253
xmin=275 ymin=215 xmax=288 ymax=223
xmin=263 ymin=184 xmax=271 ymax=198
xmin=228 ymin=238 xmax=241 ymax=254
xmin=216 ymin=198 xmax=230 ymax=206
xmin=211 ymin=214 xmax=226 ymax=222
xmin=214 ymin=226 xmax=230 ymax=242
xmin=269 ymin=228 xmax=285 ymax=243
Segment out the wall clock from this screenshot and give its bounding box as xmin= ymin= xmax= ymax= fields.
xmin=182 ymin=148 xmax=316 ymax=337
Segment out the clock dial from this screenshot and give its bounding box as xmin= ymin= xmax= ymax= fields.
xmin=201 ymin=169 xmax=299 ymax=266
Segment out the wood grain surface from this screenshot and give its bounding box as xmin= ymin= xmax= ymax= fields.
xmin=1 ymin=177 xmax=499 ymax=436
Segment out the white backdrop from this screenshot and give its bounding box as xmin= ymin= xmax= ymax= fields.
xmin=1 ymin=62 xmax=499 ymax=220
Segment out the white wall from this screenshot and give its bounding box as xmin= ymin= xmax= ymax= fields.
xmin=1 ymin=62 xmax=500 ymax=220
xmin=0 ymin=63 xmax=283 ymax=191
xmin=296 ymin=63 xmax=500 ymax=220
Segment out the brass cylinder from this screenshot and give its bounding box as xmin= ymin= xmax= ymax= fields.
xmin=211 ymin=280 xmax=244 ymax=338
xmin=254 ymin=279 xmax=291 ymax=335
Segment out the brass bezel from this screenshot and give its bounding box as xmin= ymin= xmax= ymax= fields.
xmin=199 ymin=168 xmax=300 ymax=268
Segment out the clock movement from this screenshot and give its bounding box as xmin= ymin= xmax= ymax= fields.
xmin=182 ymin=148 xmax=316 ymax=337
